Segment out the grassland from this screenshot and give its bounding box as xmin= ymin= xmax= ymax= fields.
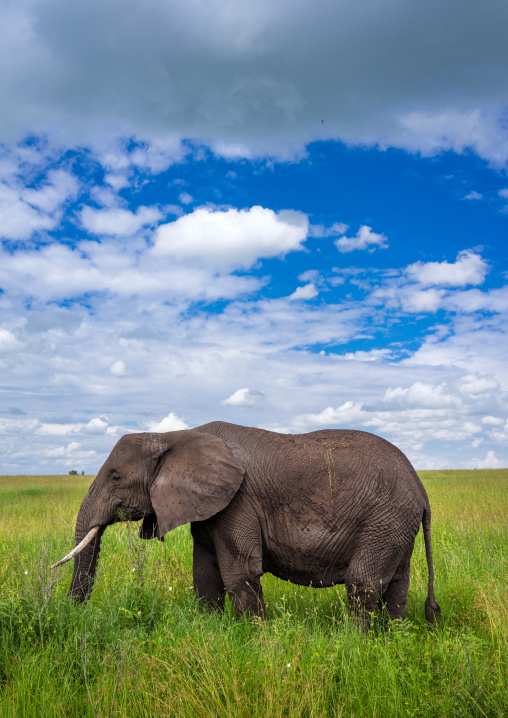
xmin=0 ymin=470 xmax=507 ymax=717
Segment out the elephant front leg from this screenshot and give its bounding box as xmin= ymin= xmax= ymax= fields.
xmin=192 ymin=539 xmax=226 ymax=611
xmin=191 ymin=522 xmax=226 ymax=611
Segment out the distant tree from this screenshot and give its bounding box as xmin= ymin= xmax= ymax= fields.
xmin=69 ymin=470 xmax=78 ymax=475
xmin=81 ymin=471 xmax=85 ymax=475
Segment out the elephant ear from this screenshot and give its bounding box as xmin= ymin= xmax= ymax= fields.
xmin=141 ymin=430 xmax=245 ymax=539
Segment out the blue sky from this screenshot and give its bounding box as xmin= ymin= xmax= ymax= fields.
xmin=1 ymin=0 xmax=508 ymax=472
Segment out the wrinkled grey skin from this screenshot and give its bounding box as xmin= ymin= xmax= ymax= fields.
xmin=69 ymin=422 xmax=441 ymax=627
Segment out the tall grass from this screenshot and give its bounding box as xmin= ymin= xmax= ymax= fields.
xmin=0 ymin=470 xmax=506 ymax=717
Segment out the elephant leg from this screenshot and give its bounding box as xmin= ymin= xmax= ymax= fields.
xmin=344 ymin=541 xmax=410 ymax=630
xmin=212 ymin=525 xmax=266 ymax=618
xmin=345 ymin=577 xmax=381 ymax=631
xmin=225 ymin=569 xmax=266 ymax=619
xmin=192 ymin=538 xmax=226 ymax=611
xmin=381 ymin=544 xmax=413 ymax=620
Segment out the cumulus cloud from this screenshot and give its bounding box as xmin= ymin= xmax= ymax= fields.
xmin=468 ymin=450 xmax=502 ymax=469
xmin=0 ymin=328 xmax=20 ymax=354
xmin=147 ymin=412 xmax=189 ymax=432
xmin=293 ymin=401 xmax=366 ymax=429
xmin=383 ymin=382 xmax=459 ymax=409
xmin=0 ymin=169 xmax=78 ymax=240
xmin=288 ymin=283 xmax=318 ymax=301
xmin=459 ymin=374 xmax=500 ymax=395
xmin=0 ymin=232 xmax=263 ymax=303
xmin=462 ymin=191 xmax=482 ymax=201
xmin=1 ymin=1 xmax=508 ymax=163
xmin=309 ymin=222 xmax=348 ymax=238
xmin=339 ymin=349 xmax=392 ymax=362
xmin=335 ymin=226 xmax=388 ymax=253
xmin=222 ymin=388 xmax=265 ymax=407
xmin=152 ymin=206 xmax=308 ymax=269
xmin=406 ymin=250 xmax=488 ymax=288
xmin=482 ymin=415 xmax=504 ymax=426
xmin=110 ymin=360 xmax=127 ymax=377
xmin=80 ymin=205 xmax=163 ymax=236
xmin=370 ymin=250 xmax=493 ymax=316
xmin=44 ymin=442 xmax=96 ymax=461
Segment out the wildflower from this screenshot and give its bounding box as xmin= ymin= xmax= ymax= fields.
xmin=287 ymin=663 xmax=291 ymax=668
xmin=138 ymin=610 xmax=142 ymax=616
xmin=24 ymin=570 xmax=28 ymax=575
xmin=169 ymin=586 xmax=173 ymax=591
xmin=405 ymin=703 xmax=409 ymax=705
xmin=132 ymin=567 xmax=136 ymax=572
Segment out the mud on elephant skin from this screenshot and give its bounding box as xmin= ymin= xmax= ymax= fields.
xmin=53 ymin=421 xmax=441 ymax=628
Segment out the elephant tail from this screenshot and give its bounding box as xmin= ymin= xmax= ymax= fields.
xmin=422 ymin=506 xmax=441 ymax=626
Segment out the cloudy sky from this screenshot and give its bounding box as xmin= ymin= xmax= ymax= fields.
xmin=1 ymin=0 xmax=508 ymax=473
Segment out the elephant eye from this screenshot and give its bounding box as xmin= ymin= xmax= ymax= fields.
xmin=111 ymin=472 xmax=121 ymax=481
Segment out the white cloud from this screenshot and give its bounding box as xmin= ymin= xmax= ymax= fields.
xmin=0 ymin=234 xmax=263 ymax=303
xmin=152 ymin=206 xmax=308 ymax=269
xmin=0 ymin=169 xmax=78 ymax=240
xmin=459 ymin=374 xmax=500 ymax=395
xmin=222 ymin=388 xmax=265 ymax=407
xmin=0 ymin=328 xmax=20 ymax=354
xmin=469 ymin=450 xmax=502 ymax=469
xmin=44 ymin=441 xmax=97 ymax=465
xmin=110 ymin=360 xmax=127 ymax=376
xmin=288 ymin=283 xmax=318 ymax=301
xmin=335 ymin=226 xmax=388 ymax=253
xmin=147 ymin=412 xmax=189 ymax=432
xmin=104 ymin=173 xmax=130 ymax=191
xmin=179 ymin=192 xmax=193 ymax=205
xmin=293 ymin=401 xmax=366 ymax=429
xmin=36 ymin=422 xmax=79 ymax=436
xmin=499 ymin=189 xmax=508 ymax=199
xmin=462 ymin=191 xmax=482 ymax=201
xmin=383 ymin=382 xmax=459 ymax=409
xmin=406 ymin=250 xmax=488 ymax=288
xmin=80 ymin=205 xmax=162 ymax=236
xmin=309 ymin=222 xmax=348 ymax=238
xmin=482 ymin=415 xmax=504 ymax=426
xmin=339 ymin=349 xmax=392 ymax=362
xmin=83 ymin=417 xmax=110 ymax=435
xmin=22 ymin=170 xmax=79 ymax=213
xmin=400 ymin=288 xmax=446 ymax=314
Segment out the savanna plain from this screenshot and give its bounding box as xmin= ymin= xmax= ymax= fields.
xmin=0 ymin=469 xmax=506 ymax=718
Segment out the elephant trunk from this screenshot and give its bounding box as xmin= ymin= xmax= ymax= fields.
xmin=68 ymin=520 xmax=105 ymax=601
xmin=66 ymin=486 xmax=109 ymax=601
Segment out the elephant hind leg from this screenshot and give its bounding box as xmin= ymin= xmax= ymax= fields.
xmin=344 ymin=540 xmax=413 ymax=630
xmin=381 ymin=544 xmax=413 ymax=621
xmin=345 ymin=579 xmax=381 ymax=631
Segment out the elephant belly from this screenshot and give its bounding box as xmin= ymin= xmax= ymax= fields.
xmin=262 ymin=524 xmax=355 ymax=587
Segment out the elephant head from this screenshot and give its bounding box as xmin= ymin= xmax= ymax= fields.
xmin=52 ymin=429 xmax=244 ymax=601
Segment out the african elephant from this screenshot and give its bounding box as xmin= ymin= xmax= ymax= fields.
xmin=52 ymin=422 xmax=441 ymax=627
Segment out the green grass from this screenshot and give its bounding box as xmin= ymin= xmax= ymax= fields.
xmin=0 ymin=470 xmax=507 ymax=717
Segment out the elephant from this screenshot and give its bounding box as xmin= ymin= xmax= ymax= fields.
xmin=52 ymin=422 xmax=441 ymax=627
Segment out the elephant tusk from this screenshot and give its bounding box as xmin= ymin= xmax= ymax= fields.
xmin=50 ymin=526 xmax=101 ymax=569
